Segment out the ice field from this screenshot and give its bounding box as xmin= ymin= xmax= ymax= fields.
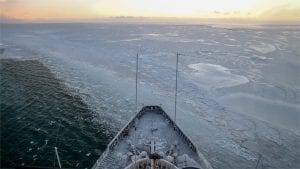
xmin=1 ymin=23 xmax=299 ymax=169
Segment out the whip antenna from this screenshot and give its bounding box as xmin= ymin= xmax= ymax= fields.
xmin=136 ymin=53 xmax=139 ymax=115
xmin=174 ymin=53 xmax=179 ymax=122
xmin=134 ymin=53 xmax=139 ymax=164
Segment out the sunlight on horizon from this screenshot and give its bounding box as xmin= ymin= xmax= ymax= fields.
xmin=0 ymin=0 xmax=299 ymax=22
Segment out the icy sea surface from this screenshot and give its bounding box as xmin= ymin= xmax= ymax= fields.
xmin=0 ymin=23 xmax=299 ymax=169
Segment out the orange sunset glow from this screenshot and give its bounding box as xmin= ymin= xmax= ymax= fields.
xmin=0 ymin=0 xmax=299 ymax=22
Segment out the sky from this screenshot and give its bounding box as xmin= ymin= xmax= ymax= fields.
xmin=0 ymin=0 xmax=299 ymax=23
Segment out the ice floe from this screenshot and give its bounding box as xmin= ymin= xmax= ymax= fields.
xmin=216 ymin=139 xmax=257 ymax=161
xmin=218 ymin=93 xmax=300 ymax=132
xmin=108 ymin=38 xmax=142 ymax=43
xmin=188 ymin=63 xmax=249 ymax=89
xmin=248 ymin=43 xmax=276 ymax=54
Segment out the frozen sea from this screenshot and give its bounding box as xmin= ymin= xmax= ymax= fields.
xmin=0 ymin=23 xmax=299 ymax=169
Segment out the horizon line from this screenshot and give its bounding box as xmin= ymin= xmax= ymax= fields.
xmin=1 ymin=15 xmax=300 ymax=25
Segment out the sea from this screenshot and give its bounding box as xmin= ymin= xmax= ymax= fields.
xmin=0 ymin=23 xmax=299 ymax=169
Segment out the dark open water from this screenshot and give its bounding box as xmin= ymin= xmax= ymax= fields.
xmin=0 ymin=59 xmax=112 ymax=168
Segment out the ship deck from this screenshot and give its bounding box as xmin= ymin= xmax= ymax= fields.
xmin=92 ymin=106 xmax=211 ymax=169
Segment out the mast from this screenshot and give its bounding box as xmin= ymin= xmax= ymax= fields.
xmin=174 ymin=53 xmax=179 ymax=122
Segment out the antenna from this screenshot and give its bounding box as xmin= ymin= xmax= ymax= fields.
xmin=54 ymin=147 xmax=62 ymax=168
xmin=174 ymin=53 xmax=179 ymax=122
xmin=134 ymin=53 xmax=139 ymax=164
xmin=255 ymin=154 xmax=262 ymax=169
xmin=136 ymin=53 xmax=139 ymax=115
xmin=53 ymin=120 xmax=62 ymax=168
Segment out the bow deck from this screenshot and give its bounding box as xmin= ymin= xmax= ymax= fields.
xmin=92 ymin=106 xmax=212 ymax=169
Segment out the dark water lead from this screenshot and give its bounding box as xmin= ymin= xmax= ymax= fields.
xmin=0 ymin=59 xmax=112 ymax=168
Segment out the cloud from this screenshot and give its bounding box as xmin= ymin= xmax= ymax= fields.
xmin=0 ymin=14 xmax=22 ymax=23
xmin=260 ymin=4 xmax=300 ymax=21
